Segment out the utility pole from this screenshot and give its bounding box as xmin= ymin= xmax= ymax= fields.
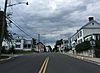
xmin=38 ymin=34 xmax=40 ymax=43
xmin=0 ymin=0 xmax=8 ymax=55
xmin=37 ymin=34 xmax=40 ymax=52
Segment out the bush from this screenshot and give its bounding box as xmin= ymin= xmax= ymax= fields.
xmin=75 ymin=41 xmax=91 ymax=52
xmin=8 ymin=45 xmax=15 ymax=54
xmin=14 ymin=50 xmax=33 ymax=54
xmin=52 ymin=46 xmax=59 ymax=52
xmin=1 ymin=46 xmax=8 ymax=54
xmin=64 ymin=48 xmax=70 ymax=52
xmin=95 ymin=49 xmax=100 ymax=57
xmin=95 ymin=40 xmax=100 ymax=49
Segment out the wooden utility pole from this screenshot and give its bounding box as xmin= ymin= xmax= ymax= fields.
xmin=0 ymin=0 xmax=8 ymax=55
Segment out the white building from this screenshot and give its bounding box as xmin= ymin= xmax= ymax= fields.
xmin=2 ymin=39 xmax=10 ymax=50
xmin=70 ymin=17 xmax=100 ymax=48
xmin=58 ymin=40 xmax=67 ymax=52
xmin=15 ymin=36 xmax=32 ymax=51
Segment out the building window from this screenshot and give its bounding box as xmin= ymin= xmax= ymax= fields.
xmin=24 ymin=44 xmax=27 ymax=48
xmin=78 ymin=33 xmax=79 ymax=38
xmin=92 ymin=23 xmax=94 ymax=25
xmin=28 ymin=44 xmax=31 ymax=48
xmin=16 ymin=44 xmax=21 ymax=48
xmin=80 ymin=31 xmax=82 ymax=37
xmin=16 ymin=39 xmax=21 ymax=43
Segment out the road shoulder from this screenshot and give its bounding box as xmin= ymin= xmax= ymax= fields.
xmin=64 ymin=53 xmax=100 ymax=65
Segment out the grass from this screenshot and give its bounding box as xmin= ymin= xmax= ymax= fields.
xmin=14 ymin=50 xmax=33 ymax=54
xmin=0 ymin=56 xmax=9 ymax=59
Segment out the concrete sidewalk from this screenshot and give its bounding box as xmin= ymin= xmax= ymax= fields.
xmin=66 ymin=53 xmax=100 ymax=65
xmin=0 ymin=54 xmax=23 ymax=63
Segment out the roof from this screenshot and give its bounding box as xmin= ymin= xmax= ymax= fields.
xmin=70 ymin=20 xmax=100 ymax=39
xmin=81 ymin=20 xmax=100 ymax=29
xmin=37 ymin=42 xmax=44 ymax=45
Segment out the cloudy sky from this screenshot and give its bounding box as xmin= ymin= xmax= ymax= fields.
xmin=0 ymin=0 xmax=100 ymax=47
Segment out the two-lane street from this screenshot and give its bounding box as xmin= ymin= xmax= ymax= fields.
xmin=0 ymin=53 xmax=100 ymax=73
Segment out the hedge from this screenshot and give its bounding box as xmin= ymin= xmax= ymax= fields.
xmin=75 ymin=41 xmax=91 ymax=52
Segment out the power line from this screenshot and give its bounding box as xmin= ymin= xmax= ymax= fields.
xmin=9 ymin=9 xmax=37 ymax=36
xmin=7 ymin=17 xmax=33 ymax=38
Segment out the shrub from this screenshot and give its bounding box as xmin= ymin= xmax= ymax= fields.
xmin=64 ymin=48 xmax=70 ymax=52
xmin=95 ymin=40 xmax=100 ymax=49
xmin=75 ymin=41 xmax=91 ymax=52
xmin=1 ymin=46 xmax=8 ymax=54
xmin=8 ymin=45 xmax=15 ymax=54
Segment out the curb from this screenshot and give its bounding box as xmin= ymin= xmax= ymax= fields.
xmin=0 ymin=54 xmax=24 ymax=64
xmin=66 ymin=54 xmax=100 ymax=65
xmin=77 ymin=56 xmax=100 ymax=65
xmin=0 ymin=57 xmax=12 ymax=64
xmin=0 ymin=56 xmax=18 ymax=64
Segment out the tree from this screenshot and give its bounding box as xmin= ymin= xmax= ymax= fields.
xmin=64 ymin=47 xmax=70 ymax=52
xmin=53 ymin=39 xmax=64 ymax=52
xmin=53 ymin=45 xmax=59 ymax=52
xmin=32 ymin=38 xmax=36 ymax=48
xmin=56 ymin=39 xmax=63 ymax=46
xmin=47 ymin=45 xmax=52 ymax=52
xmin=8 ymin=45 xmax=15 ymax=54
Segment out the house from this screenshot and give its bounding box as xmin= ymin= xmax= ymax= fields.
xmin=69 ymin=17 xmax=100 ymax=57
xmin=2 ymin=39 xmax=10 ymax=50
xmin=70 ymin=17 xmax=100 ymax=48
xmin=35 ymin=42 xmax=45 ymax=52
xmin=2 ymin=36 xmax=36 ymax=51
xmin=58 ymin=40 xmax=67 ymax=52
xmin=15 ymin=36 xmax=32 ymax=51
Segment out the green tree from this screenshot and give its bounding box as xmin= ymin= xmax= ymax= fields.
xmin=53 ymin=45 xmax=59 ymax=52
xmin=56 ymin=39 xmax=63 ymax=46
xmin=64 ymin=47 xmax=70 ymax=52
xmin=47 ymin=45 xmax=52 ymax=52
xmin=8 ymin=45 xmax=15 ymax=54
xmin=32 ymin=38 xmax=36 ymax=48
xmin=53 ymin=39 xmax=64 ymax=52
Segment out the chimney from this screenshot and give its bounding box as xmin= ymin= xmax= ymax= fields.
xmin=88 ymin=17 xmax=94 ymax=22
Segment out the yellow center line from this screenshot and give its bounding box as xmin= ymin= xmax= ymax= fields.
xmin=42 ymin=57 xmax=49 ymax=73
xmin=38 ymin=57 xmax=49 ymax=73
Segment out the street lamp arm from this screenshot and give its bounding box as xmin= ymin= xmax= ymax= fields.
xmin=7 ymin=2 xmax=28 ymax=7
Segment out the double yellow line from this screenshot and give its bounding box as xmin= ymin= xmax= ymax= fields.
xmin=38 ymin=57 xmax=49 ymax=73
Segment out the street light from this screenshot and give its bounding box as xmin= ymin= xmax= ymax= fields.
xmin=7 ymin=2 xmax=28 ymax=7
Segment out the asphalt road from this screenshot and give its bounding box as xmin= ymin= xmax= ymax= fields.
xmin=0 ymin=53 xmax=100 ymax=73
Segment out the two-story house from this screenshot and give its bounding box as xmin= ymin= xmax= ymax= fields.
xmin=15 ymin=36 xmax=32 ymax=51
xmin=70 ymin=17 xmax=100 ymax=49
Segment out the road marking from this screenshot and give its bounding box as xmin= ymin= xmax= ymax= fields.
xmin=42 ymin=57 xmax=49 ymax=73
xmin=38 ymin=57 xmax=49 ymax=73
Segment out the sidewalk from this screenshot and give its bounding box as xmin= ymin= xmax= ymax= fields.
xmin=0 ymin=54 xmax=23 ymax=63
xmin=66 ymin=53 xmax=100 ymax=65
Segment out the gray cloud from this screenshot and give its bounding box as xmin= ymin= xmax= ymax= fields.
xmin=1 ymin=0 xmax=100 ymax=47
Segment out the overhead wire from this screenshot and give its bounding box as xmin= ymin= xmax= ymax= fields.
xmin=6 ymin=17 xmax=33 ymax=38
xmin=7 ymin=0 xmax=33 ymax=38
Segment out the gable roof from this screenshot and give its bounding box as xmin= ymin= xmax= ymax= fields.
xmin=81 ymin=20 xmax=100 ymax=29
xmin=70 ymin=20 xmax=100 ymax=39
xmin=37 ymin=42 xmax=44 ymax=45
